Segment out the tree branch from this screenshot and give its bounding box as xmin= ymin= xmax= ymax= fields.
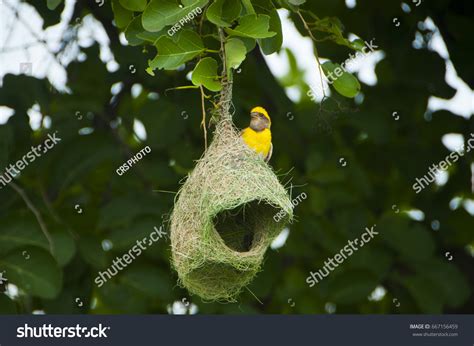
xmin=10 ymin=181 xmax=54 ymax=253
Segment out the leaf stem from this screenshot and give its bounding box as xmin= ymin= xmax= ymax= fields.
xmin=241 ymin=0 xmax=256 ymax=14
xmin=296 ymin=10 xmax=327 ymax=99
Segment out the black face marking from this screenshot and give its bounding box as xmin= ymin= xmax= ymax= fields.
xmin=251 ymin=112 xmax=268 ymax=121
xmin=249 ymin=111 xmax=270 ymax=131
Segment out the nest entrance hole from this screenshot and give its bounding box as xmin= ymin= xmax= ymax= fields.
xmin=213 ymin=200 xmax=275 ymax=252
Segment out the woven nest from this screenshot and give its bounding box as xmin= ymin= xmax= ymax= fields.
xmin=170 ymin=84 xmax=293 ymax=302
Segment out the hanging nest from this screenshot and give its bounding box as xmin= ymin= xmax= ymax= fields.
xmin=170 ymin=82 xmax=293 ymax=302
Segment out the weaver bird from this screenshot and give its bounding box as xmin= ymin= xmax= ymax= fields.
xmin=241 ymin=106 xmax=273 ymax=162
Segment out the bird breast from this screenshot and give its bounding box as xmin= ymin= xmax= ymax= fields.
xmin=241 ymin=128 xmax=272 ymax=157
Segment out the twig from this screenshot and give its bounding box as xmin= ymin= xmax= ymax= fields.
xmin=213 ymin=28 xmax=234 ymax=124
xmin=1 ymin=0 xmax=19 ymax=52
xmin=2 ymin=1 xmax=66 ymax=67
xmin=0 ymin=42 xmax=42 ymax=53
xmin=296 ymin=10 xmax=327 ymax=99
xmin=219 ymin=28 xmax=227 ymax=78
xmin=199 ymin=85 xmax=208 ymax=150
xmin=39 ymin=184 xmax=78 ymax=240
xmin=245 ymin=286 xmax=263 ymax=305
xmin=10 ymin=182 xmax=54 ymax=253
xmin=40 ymin=185 xmax=60 ymax=223
xmin=152 ymin=189 xmax=178 ymax=194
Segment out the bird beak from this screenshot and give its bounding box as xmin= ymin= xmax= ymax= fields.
xmin=250 ymin=112 xmax=259 ymax=119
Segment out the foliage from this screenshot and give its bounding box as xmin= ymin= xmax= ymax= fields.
xmin=0 ymin=0 xmax=473 ymax=314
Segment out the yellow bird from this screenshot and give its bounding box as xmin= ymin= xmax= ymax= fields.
xmin=241 ymin=106 xmax=273 ymax=162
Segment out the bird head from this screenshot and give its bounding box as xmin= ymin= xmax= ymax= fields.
xmin=249 ymin=106 xmax=271 ymax=131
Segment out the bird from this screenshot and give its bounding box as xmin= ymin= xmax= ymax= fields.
xmin=241 ymin=106 xmax=273 ymax=162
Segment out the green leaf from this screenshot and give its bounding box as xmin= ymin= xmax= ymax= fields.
xmin=254 ymin=0 xmax=282 ymax=55
xmin=206 ymin=0 xmax=242 ymax=27
xmin=379 ymin=214 xmax=435 ymax=261
xmin=98 ymin=195 xmax=161 ymax=229
xmin=145 ymin=67 xmax=155 ymax=76
xmin=78 ymin=236 xmax=110 ymax=270
xmin=0 ymin=216 xmax=75 ymax=267
xmin=119 ymin=0 xmax=147 ymax=11
xmin=0 ymin=247 xmax=62 ymax=299
xmin=413 ymin=260 xmax=470 ymax=308
xmin=107 ymin=219 xmax=160 ymax=252
xmin=51 ymin=230 xmax=76 ymax=267
xmin=328 ymin=270 xmax=378 ymax=305
xmin=239 ymin=37 xmax=257 ymax=52
xmin=119 ymin=264 xmax=173 ymax=300
xmin=142 ymin=0 xmax=209 ymax=32
xmin=149 ymin=30 xmax=205 ymax=70
xmin=288 ymin=0 xmax=306 ymax=4
xmin=351 ymin=38 xmax=366 ymax=51
xmin=0 ymin=218 xmax=49 ymax=255
xmin=225 ymin=38 xmax=247 ymax=75
xmin=322 ymin=61 xmax=361 ymax=98
xmin=136 ymin=28 xmax=168 ymax=44
xmin=111 ymin=0 xmax=134 ymax=29
xmin=403 ymin=275 xmax=444 ymax=313
xmin=0 ymin=295 xmax=17 ymax=314
xmin=125 ymin=16 xmax=147 ymax=46
xmin=47 ymin=0 xmax=62 ymax=10
xmin=309 ymin=17 xmax=361 ymax=51
xmin=225 ymin=14 xmax=276 ymax=39
xmin=191 ymin=57 xmax=222 ymax=91
xmin=97 ymin=281 xmax=149 ymax=313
